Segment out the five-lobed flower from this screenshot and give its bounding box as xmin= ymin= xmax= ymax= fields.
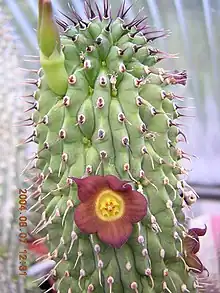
xmin=71 ymin=175 xmax=148 ymax=248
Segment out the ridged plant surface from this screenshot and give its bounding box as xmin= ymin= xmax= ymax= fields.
xmin=26 ymin=1 xmax=206 ymax=292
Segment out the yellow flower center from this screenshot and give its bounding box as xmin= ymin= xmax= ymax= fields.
xmin=95 ymin=189 xmax=125 ymax=221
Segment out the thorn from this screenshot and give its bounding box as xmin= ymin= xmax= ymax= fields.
xmin=179 ymin=149 xmax=198 ymax=160
xmin=134 ymin=16 xmax=148 ymax=28
xmin=145 ymin=269 xmax=155 ymax=289
xmin=141 ymin=146 xmax=155 ymax=170
xmin=58 ymin=10 xmax=77 ymax=25
xmin=143 ymin=29 xmax=165 ymax=36
xmin=34 ymin=144 xmax=49 ymax=157
xmin=84 ymin=0 xmax=96 ymax=19
xmin=142 ymin=176 xmax=158 ymax=192
xmin=118 ymin=112 xmax=132 ymax=125
xmin=174 ymin=232 xmax=183 ymax=254
xmin=20 ymin=156 xmax=37 ymax=176
xmin=125 ymin=15 xmax=147 ymax=30
xmin=105 ymin=18 xmax=112 ymax=32
xmin=34 ymin=252 xmax=51 ymax=263
xmin=174 ymin=104 xmax=195 ymax=110
xmin=26 ymin=187 xmax=41 ymax=201
xmin=176 ymin=112 xmax=195 ymax=119
xmin=121 ymin=2 xmax=134 ymax=19
xmin=73 ymin=251 xmax=82 ymax=270
xmin=166 ymin=92 xmax=185 ymax=101
xmin=18 ymin=67 xmax=39 ymax=74
xmin=78 ymin=269 xmax=85 ymax=291
xmin=169 ymin=120 xmax=185 ymax=128
xmin=19 ymin=79 xmax=39 ymax=86
xmin=103 ymin=0 xmax=110 ymax=18
xmin=164 ymin=70 xmax=187 ymax=86
xmin=95 ymin=151 xmax=107 ymax=175
xmin=107 ymin=276 xmax=114 ymax=293
xmin=16 ymin=132 xmax=36 ymax=147
xmin=97 ymin=260 xmax=104 ymax=287
xmin=32 ymin=272 xmax=50 ymax=284
xmin=28 ymin=197 xmax=42 ymax=213
xmin=25 ymin=100 xmax=35 ymax=105
xmin=24 ymin=102 xmax=38 ymax=113
xmin=168 ymin=183 xmax=177 ymax=201
xmin=14 ymin=122 xmax=34 ymax=127
xmin=23 ymin=58 xmax=40 ymax=63
xmin=167 ymin=274 xmax=177 ymax=292
xmin=117 ymin=0 xmax=126 ymax=18
xmin=125 ymin=168 xmax=138 ymax=184
xmin=129 ymin=31 xmax=140 ymax=38
xmin=67 ymin=231 xmax=78 ymax=254
xmin=67 ymin=4 xmax=87 ymax=27
xmin=24 ymin=55 xmax=39 ymax=58
xmin=178 ymin=130 xmax=188 ymax=144
xmin=95 ymin=159 xmax=103 ymax=175
xmin=122 ymin=136 xmax=133 ymax=154
xmin=19 ymin=93 xmax=35 ymax=99
xmin=145 ymin=30 xmax=169 ymax=42
xmin=34 ymin=203 xmax=45 ymax=213
xmin=56 ymin=275 xmax=65 ymax=292
xmin=156 ymin=54 xmax=179 ymax=63
xmin=26 ymin=176 xmax=42 ymax=191
xmin=15 ymin=117 xmax=32 ymax=124
xmin=162 ymin=281 xmax=172 ymax=293
xmin=31 ymin=214 xmax=46 ymax=234
xmin=55 ymin=17 xmax=69 ymax=30
xmin=62 ymin=200 xmax=74 ymax=226
xmin=40 ymin=186 xmax=60 ymax=202
xmin=32 ymin=236 xmax=47 ymax=246
xmin=154 ymin=49 xmax=179 ymax=58
xmin=133 ymin=44 xmax=143 ymax=53
xmin=95 ymin=2 xmax=102 ymax=20
xmin=34 ymin=217 xmax=53 ymax=234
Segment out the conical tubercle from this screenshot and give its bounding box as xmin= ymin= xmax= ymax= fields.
xmin=37 ymin=0 xmax=68 ymax=96
xmin=38 ymin=0 xmax=61 ymax=57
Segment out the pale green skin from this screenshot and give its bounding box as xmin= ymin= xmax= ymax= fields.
xmin=30 ymin=11 xmax=198 ymax=293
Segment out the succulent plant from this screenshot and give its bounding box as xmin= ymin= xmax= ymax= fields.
xmin=24 ymin=0 xmax=209 ymax=292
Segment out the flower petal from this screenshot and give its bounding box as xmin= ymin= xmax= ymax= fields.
xmin=185 ymin=225 xmax=207 ymax=254
xmin=97 ymin=219 xmax=133 ymax=248
xmin=184 ymin=234 xmax=200 ymax=254
xmin=124 ymin=190 xmax=147 ymax=223
xmin=71 ymin=176 xmax=108 ymax=202
xmin=186 ymin=253 xmax=205 ymax=273
xmin=74 ymin=199 xmax=102 ymax=234
xmin=106 ymin=175 xmax=132 ymax=192
xmin=189 ymin=225 xmax=207 ymax=237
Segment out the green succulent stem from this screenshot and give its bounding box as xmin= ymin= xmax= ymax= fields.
xmin=40 ymin=49 xmax=68 ymax=96
xmin=38 ymin=0 xmax=60 ymax=57
xmin=25 ymin=0 xmax=206 ymax=292
xmin=38 ymin=0 xmax=68 ymax=95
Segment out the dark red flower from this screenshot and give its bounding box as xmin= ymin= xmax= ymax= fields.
xmin=71 ymin=175 xmax=148 ymax=248
xmin=183 ymin=225 xmax=207 ymax=274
